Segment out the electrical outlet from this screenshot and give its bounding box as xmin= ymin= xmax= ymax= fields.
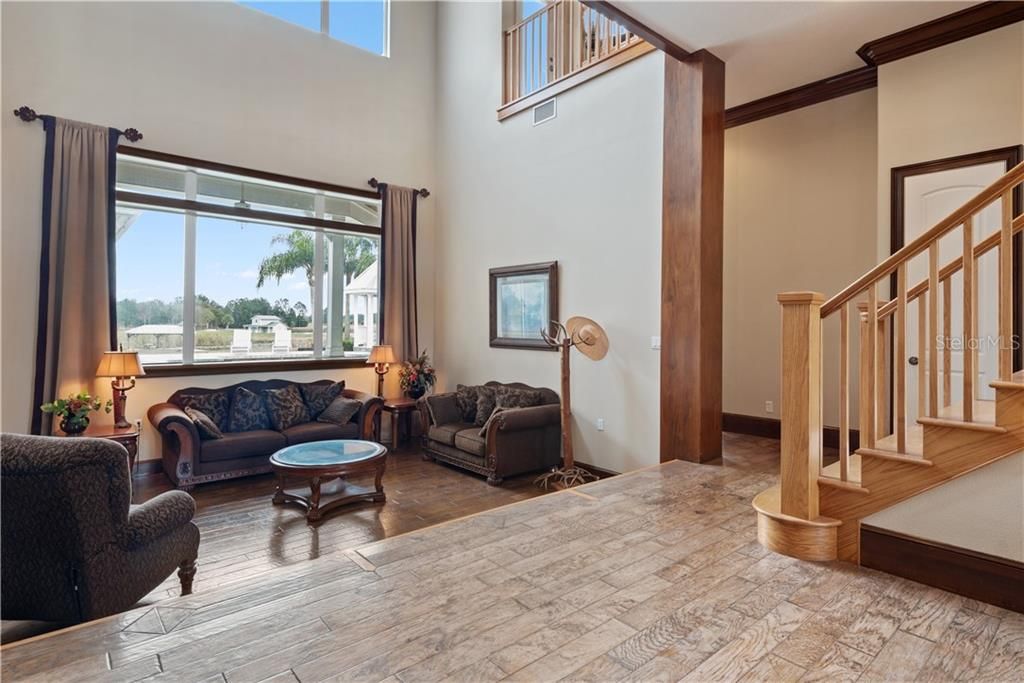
xmin=596 ymin=418 xmax=605 ymax=431
xmin=651 ymin=336 xmax=661 ymax=350
xmin=765 ymin=401 xmax=774 ymax=414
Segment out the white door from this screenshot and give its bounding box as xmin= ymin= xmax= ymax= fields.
xmin=904 ymin=162 xmax=1004 ymax=420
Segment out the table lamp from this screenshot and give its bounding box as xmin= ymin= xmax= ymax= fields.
xmin=367 ymin=344 xmax=398 ymax=397
xmin=96 ymin=348 xmax=145 ymax=428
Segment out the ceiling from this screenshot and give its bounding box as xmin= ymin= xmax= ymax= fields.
xmin=615 ymin=1 xmax=977 ymax=107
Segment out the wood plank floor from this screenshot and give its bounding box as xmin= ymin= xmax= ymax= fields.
xmin=4 ymin=435 xmax=1020 ymax=682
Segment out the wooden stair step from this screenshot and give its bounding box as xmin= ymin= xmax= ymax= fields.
xmin=918 ymin=399 xmax=1004 ymax=433
xmin=819 ymin=455 xmax=865 ymax=490
xmin=862 ymin=425 xmax=924 ymax=459
xmin=990 ymin=369 xmax=1024 ymax=391
xmin=856 ymin=447 xmax=933 ymax=467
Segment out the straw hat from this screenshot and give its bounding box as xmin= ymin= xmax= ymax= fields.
xmin=566 ymin=316 xmax=609 ymax=361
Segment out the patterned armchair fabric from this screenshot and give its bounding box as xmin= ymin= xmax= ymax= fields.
xmin=1 ymin=434 xmax=200 ymax=623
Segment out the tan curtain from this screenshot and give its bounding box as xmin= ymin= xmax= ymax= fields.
xmin=31 ymin=118 xmax=117 ymax=434
xmin=380 ymin=184 xmax=418 ymax=363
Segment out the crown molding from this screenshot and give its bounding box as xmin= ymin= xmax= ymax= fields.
xmin=857 ymin=1 xmax=1024 ymax=66
xmin=724 ymin=66 xmax=877 ymax=129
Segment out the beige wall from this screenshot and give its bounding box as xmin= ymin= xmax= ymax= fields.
xmin=1 ymin=1 xmax=437 ymax=461
xmin=724 ymin=90 xmax=879 ymax=424
xmin=876 ymin=23 xmax=1024 ymax=262
xmin=435 ymin=2 xmax=665 ymax=474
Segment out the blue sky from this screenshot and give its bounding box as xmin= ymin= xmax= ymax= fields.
xmin=240 ymin=1 xmax=386 ymax=54
xmin=117 ymin=211 xmax=314 ymax=308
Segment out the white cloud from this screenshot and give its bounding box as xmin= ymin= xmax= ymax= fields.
xmin=237 ymin=269 xmax=258 ymax=279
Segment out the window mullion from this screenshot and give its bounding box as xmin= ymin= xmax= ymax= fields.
xmin=182 ymin=170 xmax=198 ymax=364
xmin=321 ymin=0 xmax=329 ymax=34
xmin=312 ymin=193 xmax=326 ymax=359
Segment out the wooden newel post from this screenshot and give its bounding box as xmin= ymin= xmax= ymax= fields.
xmin=778 ymin=292 xmax=825 ymax=521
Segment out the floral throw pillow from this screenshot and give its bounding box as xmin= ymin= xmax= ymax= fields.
xmin=455 ymin=384 xmax=478 ymax=423
xmin=177 ymin=392 xmax=230 ymax=432
xmin=474 ymin=385 xmax=498 ymax=427
xmin=228 ymin=387 xmax=271 ymax=432
xmin=299 ymin=381 xmax=344 ymax=418
xmin=318 ymin=396 xmax=363 ymax=426
xmin=495 ymin=386 xmax=543 ymax=410
xmin=184 ymin=407 xmax=223 ymax=440
xmin=264 ymin=385 xmax=311 ymax=431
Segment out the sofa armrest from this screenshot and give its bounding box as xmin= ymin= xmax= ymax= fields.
xmin=423 ymin=393 xmax=460 ymax=427
xmin=491 ymin=403 xmax=561 ymax=432
xmin=124 ymin=490 xmax=196 ymax=549
xmin=148 ymin=403 xmax=200 ymax=445
xmin=342 ymin=388 xmax=384 ymax=441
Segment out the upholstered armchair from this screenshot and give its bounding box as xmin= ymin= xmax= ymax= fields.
xmin=1 ymin=434 xmax=200 ymax=623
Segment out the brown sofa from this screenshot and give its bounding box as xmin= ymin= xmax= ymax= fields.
xmin=419 ymin=381 xmax=561 ymax=485
xmin=148 ymin=379 xmax=382 ymax=490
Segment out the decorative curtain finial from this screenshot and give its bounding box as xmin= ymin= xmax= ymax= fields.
xmin=13 ymin=106 xmax=38 ymax=122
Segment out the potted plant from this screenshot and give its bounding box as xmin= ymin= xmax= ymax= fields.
xmin=41 ymin=391 xmax=113 ymax=435
xmin=398 ymin=350 xmax=437 ymax=400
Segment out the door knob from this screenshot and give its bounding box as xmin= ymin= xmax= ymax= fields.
xmin=908 ymin=356 xmax=919 ymax=366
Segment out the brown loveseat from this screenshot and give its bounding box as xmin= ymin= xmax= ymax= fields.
xmin=420 ymin=381 xmax=562 ymax=485
xmin=148 ymin=379 xmax=382 ymax=490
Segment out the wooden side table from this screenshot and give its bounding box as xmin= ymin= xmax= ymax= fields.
xmin=382 ymin=398 xmax=418 ymax=450
xmin=57 ymin=422 xmax=140 ymax=474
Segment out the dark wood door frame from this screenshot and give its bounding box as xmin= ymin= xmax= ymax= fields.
xmin=889 ymin=145 xmax=1024 ymax=426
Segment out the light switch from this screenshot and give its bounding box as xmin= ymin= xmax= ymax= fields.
xmin=651 ymin=336 xmax=661 ymax=350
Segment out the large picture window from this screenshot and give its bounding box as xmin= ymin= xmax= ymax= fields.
xmin=239 ymin=1 xmax=389 ymax=56
xmin=115 ymin=150 xmax=382 ymax=372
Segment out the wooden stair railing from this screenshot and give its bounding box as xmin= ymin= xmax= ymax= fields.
xmin=755 ymin=160 xmax=1024 ymax=562
xmin=502 ymin=0 xmax=646 ymax=107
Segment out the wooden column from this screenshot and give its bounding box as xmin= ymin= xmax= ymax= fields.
xmin=660 ymin=49 xmax=725 ymax=463
xmin=778 ymin=292 xmax=825 ymax=520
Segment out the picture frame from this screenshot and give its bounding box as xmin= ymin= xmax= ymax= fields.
xmin=489 ymin=261 xmax=558 ymax=350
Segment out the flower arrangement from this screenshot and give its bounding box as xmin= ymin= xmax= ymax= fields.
xmin=398 ymin=350 xmax=437 ymax=399
xmin=41 ymin=390 xmax=112 ymax=435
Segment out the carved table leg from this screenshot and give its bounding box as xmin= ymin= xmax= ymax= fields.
xmin=375 ymin=458 xmax=387 ymax=500
xmin=307 ymin=476 xmax=322 ymax=523
xmin=272 ymin=475 xmax=286 ymax=504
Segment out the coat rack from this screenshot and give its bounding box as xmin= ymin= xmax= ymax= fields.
xmin=536 ymin=316 xmax=609 ymax=490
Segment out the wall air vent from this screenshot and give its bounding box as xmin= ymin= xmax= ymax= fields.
xmin=532 ymin=98 xmax=557 ymax=126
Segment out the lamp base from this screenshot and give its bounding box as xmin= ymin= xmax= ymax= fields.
xmin=112 ymin=387 xmax=131 ymax=429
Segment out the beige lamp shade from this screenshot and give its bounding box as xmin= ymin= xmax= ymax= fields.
xmin=95 ymin=350 xmax=145 ymax=378
xmin=367 ymin=344 xmax=398 ymax=365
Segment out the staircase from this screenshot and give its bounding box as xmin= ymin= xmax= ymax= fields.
xmin=753 ymin=161 xmax=1024 ymax=563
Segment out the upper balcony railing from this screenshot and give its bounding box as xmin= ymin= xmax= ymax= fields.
xmin=502 ymin=0 xmax=646 ymax=108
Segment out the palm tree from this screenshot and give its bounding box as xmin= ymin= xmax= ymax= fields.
xmin=256 ymin=230 xmax=380 ymax=307
xmin=257 ymin=231 xmax=316 ymax=307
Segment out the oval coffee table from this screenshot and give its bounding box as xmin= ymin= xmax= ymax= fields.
xmin=270 ymin=440 xmax=387 ymax=524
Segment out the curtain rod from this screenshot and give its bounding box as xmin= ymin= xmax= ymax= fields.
xmin=367 ymin=177 xmax=429 ymax=198
xmin=12 ymin=105 xmax=143 ymax=142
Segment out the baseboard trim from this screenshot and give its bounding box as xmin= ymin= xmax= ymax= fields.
xmin=133 ymin=460 xmax=164 ymax=477
xmin=576 ymin=461 xmax=620 ymax=479
xmin=722 ymin=412 xmax=861 ymax=451
xmin=861 ymin=524 xmax=1024 ymax=614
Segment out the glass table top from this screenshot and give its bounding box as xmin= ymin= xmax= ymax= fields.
xmin=270 ymin=440 xmax=386 ymax=468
